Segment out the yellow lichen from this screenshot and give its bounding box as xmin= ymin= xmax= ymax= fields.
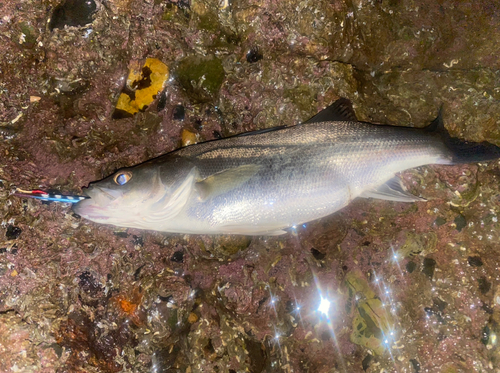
xmin=114 ymin=58 xmax=169 ymax=117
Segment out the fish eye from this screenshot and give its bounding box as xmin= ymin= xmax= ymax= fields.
xmin=114 ymin=171 xmax=132 ymax=185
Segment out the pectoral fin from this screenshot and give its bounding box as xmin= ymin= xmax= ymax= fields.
xmin=360 ymin=176 xmax=426 ymax=202
xmin=196 ymin=164 xmax=261 ymax=200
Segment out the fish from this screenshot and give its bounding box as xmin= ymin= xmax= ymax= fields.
xmin=72 ymin=98 xmax=500 ymax=235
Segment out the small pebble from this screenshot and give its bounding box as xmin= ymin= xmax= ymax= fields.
xmin=246 ymin=47 xmax=263 ymax=63
xmin=422 ymin=257 xmax=436 ymax=279
xmin=181 ymin=129 xmax=198 ymax=146
xmin=173 ymin=105 xmax=185 ymax=121
xmin=49 ymin=0 xmax=97 ymax=30
xmin=188 ymin=312 xmax=199 ymax=323
xmin=467 ymin=256 xmax=483 ymax=267
xmin=6 ymin=225 xmax=22 ymax=240
xmin=171 ymin=251 xmax=184 ymax=263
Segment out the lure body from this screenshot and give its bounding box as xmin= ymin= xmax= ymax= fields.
xmin=15 ymin=189 xmax=87 ymax=203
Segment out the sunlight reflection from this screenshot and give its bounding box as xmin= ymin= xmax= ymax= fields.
xmin=318 ymin=296 xmax=331 ymax=316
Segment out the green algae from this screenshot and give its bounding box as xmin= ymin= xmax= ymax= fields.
xmin=197 ymin=235 xmax=252 ymax=258
xmin=19 ymin=22 xmax=37 ymax=48
xmin=176 ymin=55 xmax=225 ymax=103
xmin=346 ymin=271 xmax=395 ymax=356
xmin=397 ymin=232 xmax=438 ymax=258
xmin=284 ymin=84 xmax=316 ymax=114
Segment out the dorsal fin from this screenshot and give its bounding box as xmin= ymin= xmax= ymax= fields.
xmin=304 ymin=98 xmax=357 ymax=124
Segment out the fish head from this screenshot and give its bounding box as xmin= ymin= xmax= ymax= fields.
xmin=73 ymin=158 xmax=194 ymax=227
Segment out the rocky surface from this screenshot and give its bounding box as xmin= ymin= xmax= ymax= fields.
xmin=1 ymin=0 xmax=500 ymax=372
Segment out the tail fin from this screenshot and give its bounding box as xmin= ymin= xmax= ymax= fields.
xmin=425 ymin=108 xmax=500 ymax=164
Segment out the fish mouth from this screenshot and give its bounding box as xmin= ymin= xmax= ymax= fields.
xmin=73 ymin=186 xmax=135 ymax=223
xmin=73 ymin=185 xmax=122 ymax=221
xmin=72 ymin=198 xmax=110 ymax=221
xmin=83 ymin=186 xmax=121 ymax=201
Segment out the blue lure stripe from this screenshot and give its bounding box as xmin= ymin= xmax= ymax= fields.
xmin=14 ymin=189 xmax=88 ymax=204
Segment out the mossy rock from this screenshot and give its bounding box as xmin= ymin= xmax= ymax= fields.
xmin=176 ymin=54 xmax=225 ymax=103
xmin=211 ymin=235 xmax=252 ymax=257
xmin=198 ymin=235 xmax=252 ymax=257
xmin=346 ymin=271 xmax=395 ymax=356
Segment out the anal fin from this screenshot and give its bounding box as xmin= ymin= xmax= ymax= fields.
xmin=360 ymin=176 xmax=426 ymax=203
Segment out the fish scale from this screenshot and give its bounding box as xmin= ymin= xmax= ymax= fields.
xmin=178 ymin=122 xmax=447 ymax=231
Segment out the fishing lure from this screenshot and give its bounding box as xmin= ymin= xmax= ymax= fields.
xmin=14 ymin=188 xmax=88 ymax=204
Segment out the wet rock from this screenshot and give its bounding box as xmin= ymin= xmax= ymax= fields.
xmin=0 ymin=312 xmax=39 ymax=372
xmin=133 ymin=264 xmax=146 ymax=280
xmin=410 ymin=358 xmax=421 ymax=373
xmin=246 ymin=47 xmax=263 ymax=63
xmin=481 ymin=325 xmax=490 ymax=345
xmin=361 ymin=354 xmax=372 ymax=371
xmin=310 ymin=247 xmax=326 ymax=260
xmin=193 ymin=118 xmax=203 ymax=131
xmin=199 ymin=235 xmax=252 ymax=257
xmin=422 ymin=257 xmax=437 ymax=280
xmin=244 ymin=339 xmax=269 ymax=373
xmin=454 ymin=214 xmax=467 ymax=232
xmin=406 ymin=261 xmax=417 ymax=273
xmin=78 ymin=271 xmax=102 ymax=296
xmin=173 ymin=105 xmax=185 ymax=121
xmin=151 ymin=345 xmax=181 ymax=371
xmin=467 ymin=256 xmax=483 ymax=267
xmin=171 ymin=250 xmax=184 ymax=263
xmin=132 ymin=235 xmax=144 ymax=247
xmin=78 ymin=271 xmax=104 ymax=305
xmin=49 ymin=0 xmax=97 ymax=30
xmin=434 ymin=217 xmax=446 ymax=226
xmin=3 ymin=0 xmax=500 ymax=371
xmin=156 ymin=91 xmax=168 ymax=112
xmin=423 ymin=304 xmax=445 ymax=325
xmin=56 ymin=312 xmax=131 ymax=372
xmin=346 ymin=272 xmax=395 ymax=355
xmin=398 ymin=232 xmax=437 ymax=258
xmin=176 ymin=54 xmax=225 ymax=103
xmin=5 ymin=225 xmax=22 ymax=240
xmin=0 ymin=126 xmax=18 ymax=139
xmin=478 ymin=277 xmax=491 ymax=294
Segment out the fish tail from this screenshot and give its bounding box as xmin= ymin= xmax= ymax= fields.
xmin=425 ymin=107 xmax=500 ymax=164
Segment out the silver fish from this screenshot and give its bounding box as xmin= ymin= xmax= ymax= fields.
xmin=73 ymin=99 xmax=500 ymax=235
